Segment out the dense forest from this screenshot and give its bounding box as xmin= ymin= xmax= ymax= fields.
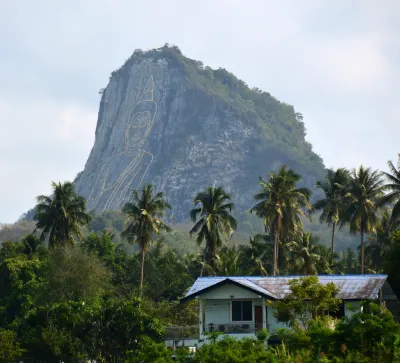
xmin=0 ymin=155 xmax=400 ymax=361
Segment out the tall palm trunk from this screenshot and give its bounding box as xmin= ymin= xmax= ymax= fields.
xmin=200 ymin=245 xmax=208 ymax=277
xmin=331 ymin=222 xmax=336 ymax=266
xmin=140 ymin=247 xmax=145 ymax=296
xmin=273 ymin=215 xmax=281 ymax=276
xmin=273 ymin=233 xmax=278 ymax=276
xmin=360 ymin=225 xmax=364 ymax=275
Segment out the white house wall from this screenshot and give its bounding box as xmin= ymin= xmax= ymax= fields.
xmin=204 ymin=299 xmax=230 ymax=326
xmin=204 ymin=299 xmax=263 ymax=325
xmin=201 ymin=284 xmax=262 ymax=300
xmin=267 ymin=307 xmax=287 ymax=333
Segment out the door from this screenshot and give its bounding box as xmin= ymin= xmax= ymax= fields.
xmin=254 ymin=306 xmax=263 ymax=330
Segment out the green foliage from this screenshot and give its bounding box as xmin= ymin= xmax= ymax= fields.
xmin=0 ymin=328 xmax=24 ymax=362
xmin=273 ymin=276 xmax=341 ymax=329
xmin=128 ymin=337 xmax=175 ymax=363
xmin=194 ymin=336 xmax=275 ymax=362
xmin=44 ymin=246 xmax=110 ymax=304
xmin=0 ymin=254 xmax=46 ymax=327
xmin=335 ymin=302 xmax=400 ymax=361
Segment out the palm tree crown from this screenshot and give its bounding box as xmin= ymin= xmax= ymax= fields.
xmin=287 ymin=232 xmax=329 ymax=275
xmin=34 ymin=181 xmax=91 ymax=248
xmin=313 ymin=168 xmax=350 ymax=265
xmin=251 ymin=165 xmax=311 ymax=276
xmin=381 ymin=154 xmax=400 ymax=224
xmin=341 ymin=166 xmax=384 ymax=274
xmin=189 ymin=186 xmax=237 ymax=272
xmin=121 ymin=184 xmax=171 ymax=295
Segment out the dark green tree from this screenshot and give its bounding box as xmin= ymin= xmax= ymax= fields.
xmin=34 ymin=182 xmax=91 ymax=248
xmin=251 ymin=165 xmax=312 ymax=275
xmin=341 ymin=166 xmax=384 ymax=274
xmin=189 ymin=186 xmax=237 ymax=273
xmin=335 ymin=302 xmax=400 ymax=360
xmin=273 ymin=276 xmax=341 ymax=329
xmin=313 ymin=168 xmax=350 ymax=265
xmin=121 ymin=184 xmax=171 ymax=295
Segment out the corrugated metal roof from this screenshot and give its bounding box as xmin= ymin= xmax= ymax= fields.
xmin=185 ymin=277 xmax=226 ymax=297
xmin=184 ymin=275 xmax=387 ymax=301
xmin=230 ymin=278 xmax=278 ymax=299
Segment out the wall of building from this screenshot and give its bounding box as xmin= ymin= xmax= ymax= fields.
xmin=267 ymin=306 xmax=288 ymax=334
xmin=204 ymin=299 xmax=230 ymax=327
xmin=201 ymin=284 xmax=261 ymax=300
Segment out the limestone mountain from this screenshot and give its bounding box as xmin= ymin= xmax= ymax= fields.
xmin=74 ymin=45 xmax=325 ymax=222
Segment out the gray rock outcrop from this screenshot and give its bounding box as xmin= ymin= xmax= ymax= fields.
xmin=74 ymin=46 xmax=325 ymax=222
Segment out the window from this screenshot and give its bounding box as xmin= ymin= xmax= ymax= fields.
xmin=232 ymin=300 xmax=252 ymax=321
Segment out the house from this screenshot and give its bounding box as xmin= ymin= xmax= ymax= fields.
xmin=165 ymin=274 xmax=387 ymax=349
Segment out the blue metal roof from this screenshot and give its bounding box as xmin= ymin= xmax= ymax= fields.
xmin=184 ymin=275 xmax=387 ymax=301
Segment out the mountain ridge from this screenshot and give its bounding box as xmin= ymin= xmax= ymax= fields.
xmin=73 ymin=44 xmax=325 ymax=222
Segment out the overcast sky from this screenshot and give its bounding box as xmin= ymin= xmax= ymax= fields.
xmin=0 ymin=0 xmax=399 ymax=223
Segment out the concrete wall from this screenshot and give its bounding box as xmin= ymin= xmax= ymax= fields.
xmin=204 ymin=299 xmax=230 ymax=326
xmin=267 ymin=306 xmax=288 ymax=334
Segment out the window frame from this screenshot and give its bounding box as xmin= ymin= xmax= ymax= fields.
xmin=230 ymin=299 xmax=253 ymax=323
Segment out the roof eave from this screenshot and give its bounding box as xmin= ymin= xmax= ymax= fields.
xmin=180 ymin=278 xmax=277 ymax=303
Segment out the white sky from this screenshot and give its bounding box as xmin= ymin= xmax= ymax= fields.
xmin=0 ymin=0 xmax=399 ymax=223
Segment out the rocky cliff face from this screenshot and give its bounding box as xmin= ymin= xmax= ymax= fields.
xmin=75 ymin=45 xmax=325 ymax=222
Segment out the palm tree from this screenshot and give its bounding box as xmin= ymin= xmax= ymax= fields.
xmin=313 ymin=168 xmax=350 ymax=265
xmin=242 ymin=234 xmax=272 ymax=275
xmin=21 ymin=234 xmax=43 ymax=259
xmin=34 ymin=182 xmax=91 ymax=248
xmin=336 ymin=248 xmax=359 ymax=274
xmin=189 ymin=186 xmax=237 ymax=273
xmin=212 ymin=246 xmax=244 ymax=276
xmin=340 ymin=166 xmax=384 ymax=274
xmin=286 ymin=232 xmax=329 ymax=275
xmin=121 ymin=184 xmax=171 ymax=295
xmin=381 ymin=154 xmax=400 ymax=223
xmin=251 ymin=165 xmax=312 ymax=276
xmin=364 ymin=208 xmax=400 ymax=272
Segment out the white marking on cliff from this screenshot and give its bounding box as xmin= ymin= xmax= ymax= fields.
xmin=88 ymin=76 xmax=156 ymax=212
